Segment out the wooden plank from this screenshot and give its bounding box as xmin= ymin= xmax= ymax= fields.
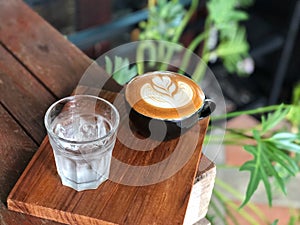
xmin=7 ymin=90 xmax=211 ymax=225
xmin=0 ymin=202 xmax=63 ymax=225
xmin=0 ymin=105 xmax=37 ymax=203
xmin=0 ymin=45 xmax=55 ymax=144
xmin=0 ymin=0 xmax=92 ymax=98
xmin=0 ymin=105 xmax=63 ymax=225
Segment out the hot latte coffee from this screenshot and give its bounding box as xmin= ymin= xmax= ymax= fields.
xmin=125 ymin=71 xmax=205 ymax=120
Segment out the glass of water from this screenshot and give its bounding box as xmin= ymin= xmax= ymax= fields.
xmin=44 ymin=95 xmax=120 ymax=191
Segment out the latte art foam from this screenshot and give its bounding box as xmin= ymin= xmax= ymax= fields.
xmin=141 ymin=76 xmax=193 ymax=108
xmin=125 ymin=71 xmax=205 ymax=120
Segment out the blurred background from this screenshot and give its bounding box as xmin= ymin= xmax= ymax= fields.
xmin=24 ymin=0 xmax=300 ymax=111
xmin=24 ymin=0 xmax=300 ymax=224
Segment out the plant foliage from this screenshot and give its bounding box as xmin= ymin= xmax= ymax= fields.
xmin=105 ymin=56 xmax=137 ymax=85
xmin=287 ymin=82 xmax=300 ymax=130
xmin=206 ymin=0 xmax=251 ymax=75
xmin=103 ymin=1 xmax=300 ymax=223
xmin=240 ymin=105 xmax=300 ymax=207
xmin=137 ymin=0 xmax=254 ymax=82
xmin=139 ymin=0 xmax=186 ymax=41
xmin=271 ymin=219 xmax=279 ymax=225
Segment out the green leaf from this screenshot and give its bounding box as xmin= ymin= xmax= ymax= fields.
xmin=259 ymin=161 xmax=273 ymax=206
xmin=104 ymin=56 xmax=137 ymax=85
xmin=286 ymin=83 xmax=300 ymax=129
xmin=268 ymin=132 xmax=300 ymax=154
xmin=240 ymin=160 xmax=255 ymax=171
xmin=139 ymin=0 xmax=186 ymax=41
xmin=228 ymin=10 xmax=249 ymax=21
xmin=240 ymin=131 xmax=295 ymax=207
xmin=271 ymin=219 xmax=279 ymax=225
xmin=240 ymin=159 xmax=260 ymax=208
xmin=114 ymin=56 xmax=123 ymax=70
xmin=266 ymin=144 xmax=298 ymax=176
xmin=261 ymin=144 xmax=287 ymax=195
xmin=215 ymin=105 xmax=297 ymax=211
xmin=271 ymin=132 xmax=299 ymax=141
xmin=252 ymin=129 xmax=261 ymax=140
xmin=261 ymin=104 xmax=291 ymax=134
xmin=104 ymin=56 xmax=113 ymax=74
xmin=207 ymin=0 xmax=249 ymax=33
xmin=258 ymin=142 xmax=273 ymax=205
xmin=272 ymin=141 xmax=300 ymax=154
xmin=287 ymin=215 xmax=299 ymax=225
xmin=215 ymin=26 xmax=250 ymax=75
xmin=240 ymin=142 xmax=273 ymax=207
xmin=243 ymin=145 xmax=256 ymax=155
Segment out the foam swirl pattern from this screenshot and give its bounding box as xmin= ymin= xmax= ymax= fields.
xmin=125 ymin=71 xmax=205 ymax=120
xmin=141 ymin=76 xmax=193 ymax=109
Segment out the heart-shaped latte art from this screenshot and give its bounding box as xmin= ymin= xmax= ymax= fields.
xmin=140 ymin=75 xmax=193 ymax=108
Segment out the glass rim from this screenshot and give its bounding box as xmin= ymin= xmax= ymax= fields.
xmin=44 ymin=94 xmax=120 ymax=144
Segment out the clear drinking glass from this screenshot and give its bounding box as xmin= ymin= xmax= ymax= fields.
xmin=44 ymin=95 xmax=120 ymax=191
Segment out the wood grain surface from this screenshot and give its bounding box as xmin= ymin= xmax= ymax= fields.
xmin=7 ymin=89 xmax=210 ymax=225
xmin=0 ymin=1 xmax=215 ymax=224
xmin=0 ymin=1 xmax=104 ymax=224
xmin=0 ymin=105 xmax=37 ymax=204
xmin=0 ymin=45 xmax=55 ymax=143
xmin=0 ymin=0 xmax=91 ymax=98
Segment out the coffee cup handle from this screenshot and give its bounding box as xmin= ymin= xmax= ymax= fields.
xmin=198 ymin=99 xmax=216 ymax=120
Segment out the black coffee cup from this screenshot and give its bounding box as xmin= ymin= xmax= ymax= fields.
xmin=125 ymin=71 xmax=215 ymax=140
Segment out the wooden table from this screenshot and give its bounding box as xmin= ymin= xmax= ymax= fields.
xmin=0 ymin=1 xmax=215 ymax=224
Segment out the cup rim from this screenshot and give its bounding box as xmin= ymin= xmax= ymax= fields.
xmin=125 ymin=71 xmax=205 ymax=121
xmin=44 ymin=94 xmax=120 ymax=144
